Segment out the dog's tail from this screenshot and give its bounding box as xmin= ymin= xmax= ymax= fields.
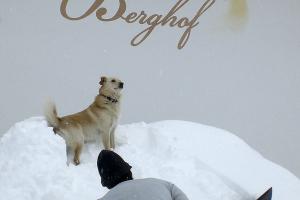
xmin=44 ymin=101 xmax=61 ymax=128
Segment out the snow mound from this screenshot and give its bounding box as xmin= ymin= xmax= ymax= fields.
xmin=0 ymin=117 xmax=299 ymax=200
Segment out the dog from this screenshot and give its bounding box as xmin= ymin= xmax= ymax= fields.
xmin=44 ymin=76 xmax=124 ymax=165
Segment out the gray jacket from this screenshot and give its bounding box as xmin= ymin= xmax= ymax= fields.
xmin=99 ymin=178 xmax=189 ymax=200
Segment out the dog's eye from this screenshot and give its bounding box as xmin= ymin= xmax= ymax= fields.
xmin=111 ymin=79 xmax=116 ymax=83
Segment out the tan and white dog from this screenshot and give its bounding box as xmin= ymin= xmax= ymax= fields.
xmin=44 ymin=76 xmax=124 ymax=165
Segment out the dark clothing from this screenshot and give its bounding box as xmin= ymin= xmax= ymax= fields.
xmin=257 ymin=188 xmax=272 ymax=200
xmin=97 ymin=150 xmax=132 ymax=189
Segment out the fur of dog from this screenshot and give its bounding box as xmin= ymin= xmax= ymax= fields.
xmin=44 ymin=76 xmax=124 ymax=165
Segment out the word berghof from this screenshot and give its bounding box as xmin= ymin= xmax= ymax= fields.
xmin=60 ymin=0 xmax=215 ymax=49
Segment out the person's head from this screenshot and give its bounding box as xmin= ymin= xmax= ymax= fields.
xmin=97 ymin=150 xmax=133 ymax=189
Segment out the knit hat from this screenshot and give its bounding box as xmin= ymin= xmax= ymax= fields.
xmin=97 ymin=150 xmax=133 ymax=189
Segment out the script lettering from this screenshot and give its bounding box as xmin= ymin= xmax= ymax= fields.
xmin=60 ymin=0 xmax=215 ymax=49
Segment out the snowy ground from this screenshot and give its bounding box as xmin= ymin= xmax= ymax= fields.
xmin=0 ymin=117 xmax=299 ymax=200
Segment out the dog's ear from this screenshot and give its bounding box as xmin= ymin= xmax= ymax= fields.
xmin=99 ymin=76 xmax=107 ymax=85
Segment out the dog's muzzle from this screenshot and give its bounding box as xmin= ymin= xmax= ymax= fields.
xmin=119 ymin=82 xmax=124 ymax=89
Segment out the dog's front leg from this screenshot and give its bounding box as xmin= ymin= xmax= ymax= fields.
xmin=101 ymin=129 xmax=111 ymax=150
xmin=110 ymin=126 xmax=116 ymax=149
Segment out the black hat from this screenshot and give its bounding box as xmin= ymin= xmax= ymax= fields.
xmin=97 ymin=150 xmax=133 ymax=189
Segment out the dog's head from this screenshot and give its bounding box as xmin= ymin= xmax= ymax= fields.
xmin=99 ymin=76 xmax=124 ymax=92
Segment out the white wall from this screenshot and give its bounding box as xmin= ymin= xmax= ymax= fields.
xmin=0 ymin=0 xmax=299 ymax=177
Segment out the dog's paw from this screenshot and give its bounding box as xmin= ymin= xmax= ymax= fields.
xmin=73 ymin=158 xmax=80 ymax=166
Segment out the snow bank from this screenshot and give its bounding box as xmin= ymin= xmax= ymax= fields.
xmin=0 ymin=117 xmax=299 ymax=200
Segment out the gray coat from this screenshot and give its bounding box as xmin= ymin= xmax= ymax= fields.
xmin=99 ymin=178 xmax=189 ymax=200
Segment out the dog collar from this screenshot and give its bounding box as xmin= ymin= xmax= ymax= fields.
xmin=101 ymin=94 xmax=118 ymax=103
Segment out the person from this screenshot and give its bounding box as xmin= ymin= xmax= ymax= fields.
xmin=97 ymin=150 xmax=189 ymax=200
xmin=97 ymin=150 xmax=272 ymax=200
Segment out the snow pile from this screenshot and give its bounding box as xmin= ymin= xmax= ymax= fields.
xmin=0 ymin=118 xmax=299 ymax=200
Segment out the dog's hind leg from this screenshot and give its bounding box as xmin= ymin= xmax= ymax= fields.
xmin=73 ymin=143 xmax=83 ymax=165
xmin=70 ymin=127 xmax=84 ymax=165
